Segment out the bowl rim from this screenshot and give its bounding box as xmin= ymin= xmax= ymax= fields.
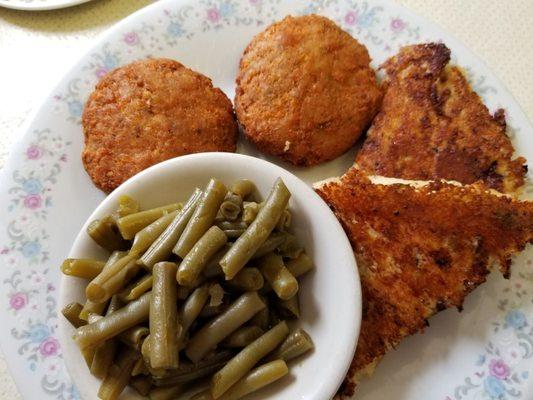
xmin=59 ymin=152 xmax=362 ymax=400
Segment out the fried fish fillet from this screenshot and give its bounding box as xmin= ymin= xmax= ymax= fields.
xmin=356 ymin=43 xmax=527 ymax=194
xmin=315 ymin=168 xmax=533 ymax=398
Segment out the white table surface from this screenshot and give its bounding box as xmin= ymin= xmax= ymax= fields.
xmin=0 ymin=0 xmax=532 ymax=398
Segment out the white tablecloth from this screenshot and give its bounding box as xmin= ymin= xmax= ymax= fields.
xmin=0 ymin=0 xmax=532 ymax=397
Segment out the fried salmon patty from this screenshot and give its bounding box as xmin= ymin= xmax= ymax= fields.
xmin=82 ymin=58 xmax=238 ymax=192
xmin=235 ymin=14 xmax=382 ymax=166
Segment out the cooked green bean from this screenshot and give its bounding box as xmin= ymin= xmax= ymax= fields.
xmin=210 ymin=321 xmax=289 ymax=398
xmin=278 ymin=233 xmax=303 ymax=259
xmin=181 ymin=285 xmax=210 ymax=333
xmin=185 ymin=292 xmax=265 ymax=363
xmin=141 ymin=334 xmax=151 ymax=365
xmin=177 ymin=226 xmax=227 ymax=286
xmin=174 ymin=179 xmax=227 ymax=258
xmin=140 ymin=189 xmax=202 ymax=269
xmin=153 ymin=351 xmax=233 ymax=387
xmin=220 ymin=179 xmax=291 ymax=279
xmin=199 ymin=303 xmax=227 ymax=319
xmin=203 ymin=245 xmax=231 ymax=278
xmin=81 ymin=346 xmax=96 ymax=368
xmin=256 ymin=253 xmax=298 ymax=300
xmin=227 ymin=268 xmax=264 ymax=291
xmin=131 ymin=210 xmax=179 ymax=255
xmin=222 ymin=326 xmax=264 ymax=348
xmin=208 ymin=283 xmax=225 ymax=307
xmin=230 ymin=180 xmax=255 ymax=198
xmin=118 ymin=274 xmax=153 ymax=302
xmin=276 ymin=293 xmax=300 ymax=319
xmin=87 ymin=216 xmax=130 ymax=251
xmin=218 ymin=360 xmax=288 ymax=400
xmin=223 ymin=229 xmax=246 ymax=239
xmin=177 ymin=285 xmax=192 ymax=300
xmin=131 ymin=356 xmax=149 ymax=376
xmin=266 ymin=328 xmax=314 ymax=362
xmin=249 ymin=299 xmax=269 ymax=331
xmin=219 ymin=193 xmax=243 ymax=221
xmin=241 ymin=202 xmax=259 ymax=225
xmin=61 ymin=259 xmax=106 ymax=280
xmin=86 ymin=252 xmax=140 ymax=303
xmin=61 ymin=302 xmax=86 ymax=328
xmin=74 ymin=292 xmax=151 ymax=349
xmin=117 ymin=203 xmax=183 ymax=240
xmin=79 ymin=300 xmax=108 ymax=321
xmin=149 ymin=384 xmax=184 ymax=400
xmin=275 ymin=209 xmax=291 ymax=231
xmin=117 ymin=195 xmax=140 ymax=218
xmin=286 ymin=252 xmax=314 ymax=277
xmin=97 ymin=348 xmax=139 ymax=400
xmin=150 ymin=262 xmax=179 ymax=369
xmin=130 ymin=375 xmax=152 ymax=396
xmin=250 ymin=232 xmax=286 ymax=260
xmin=118 ymin=325 xmax=150 ymax=351
xmin=90 ymin=296 xmax=122 ymax=379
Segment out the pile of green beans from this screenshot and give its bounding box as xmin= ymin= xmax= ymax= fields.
xmin=61 ymin=179 xmax=314 ymax=400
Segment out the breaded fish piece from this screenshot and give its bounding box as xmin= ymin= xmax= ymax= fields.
xmin=356 ymin=43 xmax=527 ymax=194
xmin=315 ymin=168 xmax=533 ymax=398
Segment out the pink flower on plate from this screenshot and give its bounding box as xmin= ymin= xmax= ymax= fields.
xmin=390 ymin=18 xmax=406 ymax=32
xmin=24 ymin=194 xmax=42 ymax=209
xmin=10 ymin=292 xmax=28 ymax=311
xmin=249 ymin=0 xmax=261 ymax=4
xmin=40 ymin=337 xmax=60 ymax=357
xmin=345 ymin=10 xmax=358 ymax=25
xmin=489 ymin=359 xmax=510 ymax=380
xmin=123 ymin=31 xmax=139 ymax=46
xmin=26 ymin=145 xmax=42 ymax=160
xmin=95 ymin=68 xmax=109 ymax=79
xmin=207 ymin=8 xmax=220 ymax=23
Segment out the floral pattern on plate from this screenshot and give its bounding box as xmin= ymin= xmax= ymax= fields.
xmin=0 ymin=0 xmax=532 ymax=399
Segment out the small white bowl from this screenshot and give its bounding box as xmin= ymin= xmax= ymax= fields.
xmin=58 ymin=152 xmax=361 ymax=400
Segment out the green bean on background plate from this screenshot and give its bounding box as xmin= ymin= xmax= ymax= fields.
xmin=219 ymin=193 xmax=243 ymax=221
xmin=118 ymin=325 xmax=150 ymax=351
xmin=230 ymin=180 xmax=255 ymax=198
xmin=266 ymin=328 xmax=314 ymax=363
xmin=74 ymin=292 xmax=151 ymax=349
xmin=130 ymin=209 xmax=180 ymax=255
xmin=139 ymin=188 xmax=202 ymax=269
xmin=87 ymin=216 xmax=130 ymax=252
xmin=226 ymin=267 xmax=264 ymax=291
xmin=220 ymin=178 xmax=291 ymax=279
xmin=97 ymin=348 xmax=139 ymax=400
xmin=177 ymin=226 xmax=227 ymax=286
xmin=148 ymin=384 xmax=184 ymax=400
xmin=277 ymin=294 xmax=300 ymax=319
xmin=256 ymin=252 xmax=299 ymax=300
xmin=61 ymin=259 xmax=106 ymax=280
xmin=185 ymin=291 xmax=265 ymax=363
xmin=118 ymin=274 xmax=153 ymax=302
xmin=173 ymin=179 xmax=227 ymax=258
xmin=130 ymin=375 xmax=152 ymax=397
xmin=150 ymin=262 xmax=180 ymax=369
xmin=222 ymin=326 xmax=264 ymax=348
xmin=285 ymin=252 xmax=314 ymax=277
xmin=62 ymin=302 xmax=86 ymax=328
xmin=210 ymin=321 xmax=290 ymax=398
xmin=117 ymin=202 xmax=182 ymax=240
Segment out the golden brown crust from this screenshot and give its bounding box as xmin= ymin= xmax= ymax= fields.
xmin=316 ymin=168 xmax=533 ymax=398
xmin=82 ymin=58 xmax=238 ymax=193
xmin=356 ymin=43 xmax=527 ymax=194
xmin=235 ymin=14 xmax=382 ymax=166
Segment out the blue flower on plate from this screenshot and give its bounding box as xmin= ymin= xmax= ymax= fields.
xmin=21 ymin=240 xmax=41 ymax=258
xmin=476 ymin=354 xmax=486 ymax=366
xmin=358 ymin=12 xmax=375 ymax=28
xmin=103 ymin=54 xmax=119 ymax=70
xmin=506 ymin=310 xmax=527 ymax=329
xmin=167 ymin=21 xmax=184 ymax=37
xmin=29 ymin=324 xmax=50 ymax=343
xmin=219 ymin=2 xmax=234 ymax=17
xmin=23 ymin=178 xmax=42 ymax=195
xmin=484 ymin=375 xmax=506 ymax=399
xmin=68 ymin=101 xmax=83 ymax=118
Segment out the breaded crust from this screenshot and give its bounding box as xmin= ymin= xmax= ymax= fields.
xmin=356 ymin=43 xmax=527 ymax=194
xmin=82 ymin=58 xmax=238 ymax=192
xmin=235 ymin=14 xmax=382 ymax=166
xmin=316 ymin=168 xmax=533 ymax=398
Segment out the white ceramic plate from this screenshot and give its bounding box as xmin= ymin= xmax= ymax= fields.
xmin=0 ymin=0 xmax=532 ymax=399
xmin=60 ymin=152 xmax=361 ymax=400
xmin=0 ymin=0 xmax=92 ymax=11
